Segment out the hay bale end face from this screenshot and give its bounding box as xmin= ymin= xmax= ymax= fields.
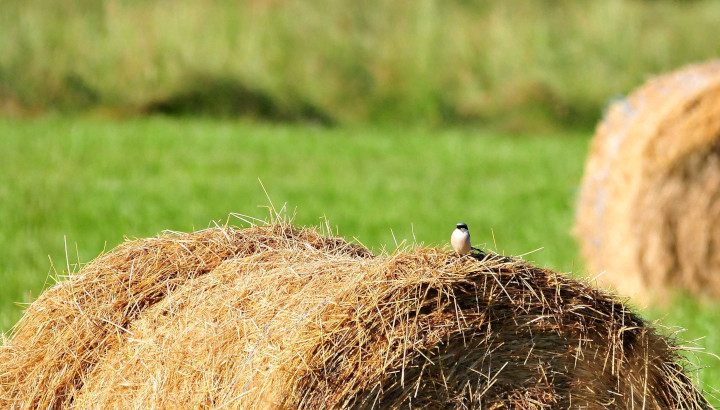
xmin=0 ymin=224 xmax=710 ymax=408
xmin=576 ymin=61 xmax=720 ymax=302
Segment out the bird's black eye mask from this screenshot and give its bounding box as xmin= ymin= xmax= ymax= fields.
xmin=457 ymin=223 xmax=468 ymax=229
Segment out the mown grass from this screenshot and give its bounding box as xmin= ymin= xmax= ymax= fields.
xmin=1 ymin=0 xmax=719 ymax=128
xmin=0 ymin=116 xmax=717 ymax=402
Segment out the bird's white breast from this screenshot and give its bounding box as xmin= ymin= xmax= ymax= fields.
xmin=451 ymin=229 xmax=471 ymax=255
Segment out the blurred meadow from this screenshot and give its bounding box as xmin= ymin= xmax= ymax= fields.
xmin=1 ymin=0 xmax=720 ymax=403
xmin=2 ymin=0 xmax=720 ymax=128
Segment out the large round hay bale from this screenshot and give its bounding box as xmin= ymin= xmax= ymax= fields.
xmin=0 ymin=224 xmax=710 ymax=408
xmin=576 ymin=61 xmax=720 ymax=302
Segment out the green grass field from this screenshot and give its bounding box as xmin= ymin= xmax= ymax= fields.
xmin=1 ymin=116 xmax=718 ymax=402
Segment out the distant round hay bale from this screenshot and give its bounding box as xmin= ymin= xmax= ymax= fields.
xmin=0 ymin=224 xmax=710 ymax=408
xmin=576 ymin=61 xmax=720 ymax=302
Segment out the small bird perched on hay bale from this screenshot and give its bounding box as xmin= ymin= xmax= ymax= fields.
xmin=451 ymin=222 xmax=485 ymax=259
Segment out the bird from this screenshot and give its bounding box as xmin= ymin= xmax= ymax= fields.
xmin=451 ymin=222 xmax=486 ymax=258
xmin=451 ymin=222 xmax=472 ymax=255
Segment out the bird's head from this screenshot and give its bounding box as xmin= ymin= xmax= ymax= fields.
xmin=456 ymin=222 xmax=468 ymax=231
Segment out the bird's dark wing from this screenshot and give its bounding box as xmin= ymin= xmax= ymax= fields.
xmin=470 ymin=247 xmax=487 ymax=260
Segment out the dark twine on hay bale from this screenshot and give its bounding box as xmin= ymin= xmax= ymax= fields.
xmin=575 ymin=60 xmax=720 ymax=303
xmin=0 ymin=223 xmax=711 ymax=408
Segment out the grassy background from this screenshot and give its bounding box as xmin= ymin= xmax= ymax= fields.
xmin=1 ymin=0 xmax=719 ymax=128
xmin=0 ymin=117 xmax=718 ymax=402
